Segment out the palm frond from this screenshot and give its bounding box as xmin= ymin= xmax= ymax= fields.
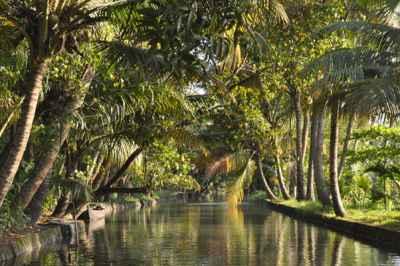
xmin=165 ymin=128 xmax=208 ymax=154
xmin=245 ymin=0 xmax=289 ymax=25
xmin=204 ymin=151 xmax=251 ymax=179
xmin=303 ymin=47 xmax=395 ymax=82
xmin=55 ymin=178 xmax=92 ymax=202
xmin=356 ymin=0 xmax=400 ymax=22
xmin=317 ymin=21 xmax=400 ymax=46
xmin=99 ymin=41 xmax=166 ymax=74
xmin=343 ymin=76 xmax=400 ymax=116
xmin=226 ymin=158 xmax=256 ymax=207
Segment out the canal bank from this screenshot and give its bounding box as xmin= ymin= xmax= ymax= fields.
xmin=264 ymin=200 xmax=400 ymax=253
xmin=0 ymin=201 xmax=148 ymax=264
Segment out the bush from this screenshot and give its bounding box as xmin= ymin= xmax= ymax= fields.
xmin=247 ymin=190 xmax=267 ymax=202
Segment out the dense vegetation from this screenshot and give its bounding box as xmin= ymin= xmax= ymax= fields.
xmin=1 ymin=0 xmax=400 ymax=230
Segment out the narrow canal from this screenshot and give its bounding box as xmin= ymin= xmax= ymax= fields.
xmin=25 ymin=203 xmax=400 ymax=265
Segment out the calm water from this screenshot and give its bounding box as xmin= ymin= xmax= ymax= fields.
xmin=16 ymin=203 xmax=400 ymax=265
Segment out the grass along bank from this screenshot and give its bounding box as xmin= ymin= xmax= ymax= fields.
xmin=271 ymin=199 xmax=400 ymax=232
xmin=248 ymin=190 xmax=400 ymax=232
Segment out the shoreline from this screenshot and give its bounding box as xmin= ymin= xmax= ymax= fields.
xmin=0 ymin=201 xmax=147 ymax=264
xmin=263 ymin=200 xmax=400 ymax=254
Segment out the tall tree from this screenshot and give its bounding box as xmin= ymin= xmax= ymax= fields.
xmin=16 ymin=65 xmax=95 ymax=209
xmin=329 ymin=97 xmax=346 ymax=216
xmin=0 ymin=0 xmax=121 ymax=207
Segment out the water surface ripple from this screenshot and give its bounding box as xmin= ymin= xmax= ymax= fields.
xmin=25 ymin=203 xmax=400 ymax=265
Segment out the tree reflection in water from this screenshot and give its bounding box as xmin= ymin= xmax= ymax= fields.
xmin=16 ymin=204 xmax=400 ymax=266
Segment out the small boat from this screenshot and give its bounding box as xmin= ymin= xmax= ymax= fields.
xmin=78 ymin=204 xmax=106 ymax=221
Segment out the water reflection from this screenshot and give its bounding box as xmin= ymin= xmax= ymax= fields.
xmin=20 ymin=203 xmax=400 ymax=265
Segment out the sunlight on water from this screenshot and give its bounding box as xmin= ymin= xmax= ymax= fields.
xmin=13 ymin=203 xmax=400 ymax=266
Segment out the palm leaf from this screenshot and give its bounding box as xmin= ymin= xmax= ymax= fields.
xmin=98 ymin=41 xmax=166 ymax=75
xmin=317 ymin=21 xmax=400 ymax=47
xmin=204 ymin=151 xmax=250 ymax=179
xmin=343 ymin=76 xmax=400 ymax=116
xmin=55 ymin=178 xmax=92 ymax=203
xmin=226 ymin=158 xmax=256 ymax=207
xmin=303 ymin=47 xmax=395 ymax=82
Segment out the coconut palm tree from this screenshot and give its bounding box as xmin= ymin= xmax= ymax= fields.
xmin=303 ymin=0 xmax=400 ymax=214
xmin=15 ymin=62 xmax=95 ymax=210
xmin=0 ymin=0 xmax=137 ymax=208
xmin=310 ymin=100 xmax=331 ymax=206
xmin=329 ymin=96 xmax=346 ymax=216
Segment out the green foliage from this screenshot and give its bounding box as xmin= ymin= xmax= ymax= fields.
xmin=343 ymin=175 xmax=373 ymax=208
xmin=346 ymin=126 xmax=400 ymax=209
xmin=226 ymin=157 xmax=256 ymax=207
xmin=1 ymin=0 xmax=400 ymax=229
xmin=142 ymin=140 xmax=200 ymax=191
xmin=247 ymin=190 xmax=267 ymax=202
xmin=348 ymin=126 xmax=400 ymax=179
xmin=282 ymin=200 xmax=327 ymax=214
xmin=0 ymin=200 xmax=27 ymax=231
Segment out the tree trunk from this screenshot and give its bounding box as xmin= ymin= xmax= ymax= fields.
xmin=338 ymin=112 xmax=355 ymax=178
xmin=0 ymin=59 xmax=48 ymax=208
xmin=101 ymin=147 xmax=143 ymax=189
xmin=92 ymin=158 xmax=112 ymax=190
xmin=24 ymin=179 xmax=50 ymax=224
xmin=294 ymin=90 xmax=305 ymax=200
xmin=51 ymin=192 xmax=72 ymax=218
xmin=301 ymin=111 xmax=310 ymax=162
xmin=51 ymin=149 xmax=81 ymax=218
xmin=16 ymin=67 xmax=94 ymax=209
xmin=17 ymin=124 xmax=71 ymax=209
xmin=313 ymin=104 xmax=331 ymax=206
xmin=274 ymin=153 xmax=291 ymax=200
xmin=301 ymin=110 xmax=311 ymax=200
xmin=90 ymin=156 xmax=105 ymax=189
xmin=329 ymin=98 xmax=346 ymax=217
xmin=306 ymin=111 xmax=316 ymax=200
xmin=257 ymin=157 xmax=278 ymax=200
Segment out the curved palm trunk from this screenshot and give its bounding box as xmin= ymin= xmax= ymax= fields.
xmin=92 ymin=158 xmax=112 ymax=190
xmin=257 ymin=157 xmax=278 ymax=200
xmin=329 ymin=98 xmax=346 ymax=217
xmin=313 ymin=104 xmax=331 ymax=206
xmin=51 ymin=148 xmax=81 ymax=218
xmin=338 ymin=112 xmax=355 ymax=178
xmin=96 ymin=146 xmax=143 ymax=192
xmin=301 ymin=112 xmax=310 ymax=162
xmin=89 ymin=156 xmax=104 ymax=188
xmin=16 ymin=67 xmax=94 ymax=209
xmin=51 ymin=192 xmax=72 ymax=218
xmin=0 ymin=60 xmax=48 ymax=208
xmin=17 ymin=123 xmax=71 ymax=209
xmin=274 ymin=153 xmax=291 ymax=200
xmin=24 ymin=180 xmax=50 ymax=224
xmin=306 ymin=111 xmax=316 ymax=200
xmin=306 ymin=154 xmax=314 ymax=200
xmin=294 ymin=91 xmax=305 ymax=200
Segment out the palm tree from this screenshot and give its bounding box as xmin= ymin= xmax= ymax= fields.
xmin=286 ymin=78 xmax=306 ymax=200
xmin=0 ymin=0 xmax=129 ymax=208
xmin=310 ymin=101 xmax=331 ymax=205
xmin=329 ymin=96 xmax=346 ymax=216
xmin=15 ymin=65 xmax=95 ymax=209
xmin=303 ymin=0 xmax=400 ymax=213
xmin=257 ymin=155 xmax=278 ymax=200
